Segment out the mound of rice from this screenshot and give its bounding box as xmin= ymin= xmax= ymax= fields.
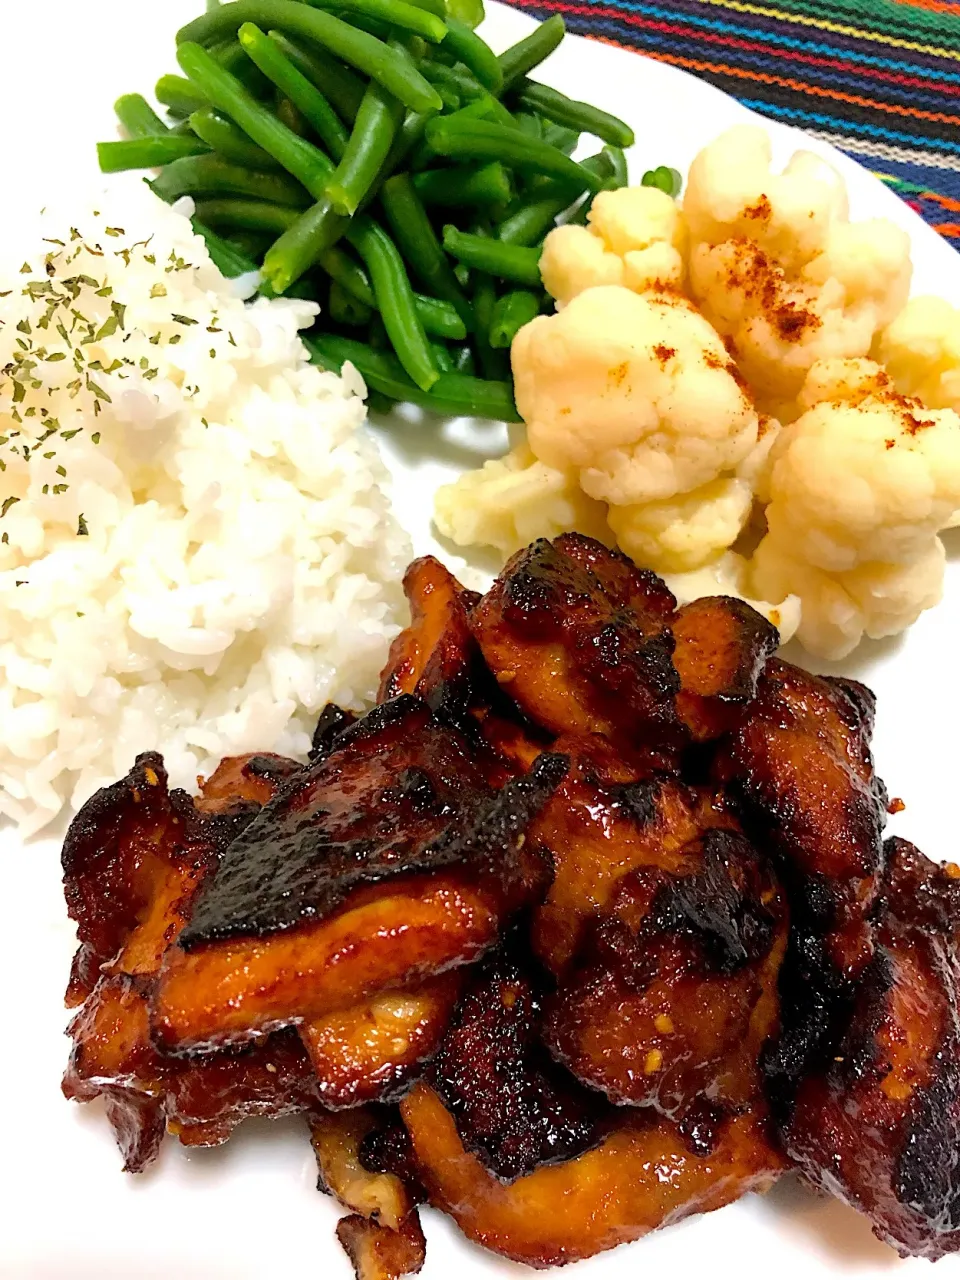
xmin=0 ymin=190 xmax=410 ymax=834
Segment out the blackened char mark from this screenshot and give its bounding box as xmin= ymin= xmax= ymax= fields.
xmin=309 ymin=704 xmax=358 ymax=763
xmin=179 ymin=698 xmax=567 ymax=949
xmin=428 ymin=943 xmax=610 ymax=1183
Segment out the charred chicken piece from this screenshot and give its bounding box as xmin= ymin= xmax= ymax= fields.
xmin=671 ymin=596 xmax=779 ymax=741
xmin=716 ymin=658 xmax=887 ymax=962
xmin=401 ymin=1081 xmax=783 ymax=1267
xmin=775 ymin=838 xmax=960 ymax=1260
xmin=299 ymin=972 xmax=463 ymax=1108
xmin=426 ymin=944 xmax=609 ymax=1182
xmin=544 ymin=828 xmax=787 ymax=1116
xmin=312 ymin=1108 xmax=416 ymax=1230
xmin=378 ymin=556 xmax=479 ymax=719
xmin=63 ymin=974 xmax=324 ymax=1169
xmin=62 ymin=752 xmax=263 ymax=1005
xmin=470 ymin=534 xmax=683 ymax=749
xmin=529 ymin=735 xmax=700 ymax=976
xmin=153 ymin=698 xmax=566 ymax=1050
xmin=336 ymin=1211 xmax=427 ymax=1280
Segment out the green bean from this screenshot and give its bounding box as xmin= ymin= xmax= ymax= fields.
xmin=177 ymin=42 xmax=334 ymax=197
xmin=189 ymin=107 xmax=281 ymax=169
xmin=261 ymin=196 xmax=349 ymax=291
xmin=412 ymin=162 xmax=511 ymax=209
xmin=227 ymin=229 xmax=273 ymax=258
xmin=276 ymin=96 xmax=310 ymax=137
xmin=380 ymin=172 xmax=473 ymax=328
xmin=307 ymin=334 xmax=519 ymax=419
xmin=488 ymin=289 xmax=539 ymax=347
xmin=345 ymin=216 xmax=439 ymax=390
xmin=326 ymin=73 xmax=404 ymax=215
xmin=377 ymin=106 xmax=438 ymax=180
xmin=422 ymin=61 xmax=478 ymax=103
xmin=403 ymin=0 xmax=445 ymax=17
xmin=238 ymin=23 xmax=349 ymax=159
xmin=441 ymin=19 xmax=502 ymax=93
xmin=151 ymin=153 xmax=309 ymax=205
xmin=369 ymin=314 xmax=390 ymax=349
xmin=443 ymin=226 xmax=541 ymax=286
xmin=156 ymin=74 xmax=210 ymax=117
xmin=541 ymin=121 xmax=579 ymax=156
xmin=178 ymin=2 xmax=448 ymax=105
xmin=315 ymin=243 xmax=466 ymax=339
xmin=97 ymin=136 xmax=211 ymax=172
xmin=604 ymin=144 xmax=629 ymax=188
xmin=495 ymin=151 xmax=615 ymax=244
xmin=366 ymin=388 xmax=398 ymax=413
xmin=430 ymin=341 xmax=455 ymax=373
xmin=469 ymin=274 xmax=507 ymax=380
xmin=317 ymin=245 xmax=376 ymax=306
xmin=425 ymin=117 xmax=604 ymax=192
xmin=453 ymin=343 xmax=476 ymax=375
xmin=194 ymin=198 xmax=302 ymax=232
xmin=115 ymin=94 xmax=169 ymax=138
xmin=329 ymin=278 xmax=373 ymax=325
xmin=497 ymin=14 xmax=565 ymax=91
xmin=641 ymin=164 xmax=683 ymax=196
xmin=444 ymin=0 xmax=484 ymax=28
xmin=412 ymin=294 xmax=467 ymax=340
xmin=513 ymin=80 xmax=634 ymax=148
xmin=514 ymin=112 xmax=542 ymax=140
xmin=212 ymin=37 xmax=273 ymax=95
xmin=191 ymin=218 xmax=259 ymax=276
xmin=267 ymin=31 xmax=365 ymax=122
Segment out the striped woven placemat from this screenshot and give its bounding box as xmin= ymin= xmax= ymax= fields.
xmin=507 ymin=0 xmax=960 ymax=249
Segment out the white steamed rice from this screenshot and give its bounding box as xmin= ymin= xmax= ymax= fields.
xmin=0 ymin=188 xmax=411 ymax=834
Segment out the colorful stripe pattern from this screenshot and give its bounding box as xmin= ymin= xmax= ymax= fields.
xmin=507 ymin=0 xmax=960 ymax=248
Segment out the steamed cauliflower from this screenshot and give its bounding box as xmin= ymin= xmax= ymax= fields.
xmin=875 ymin=294 xmax=960 ymax=413
xmin=434 ymin=444 xmax=610 ymax=556
xmin=513 ymin=285 xmax=760 ymax=507
xmin=745 ymin=358 xmax=960 ymax=657
xmin=665 ymin=549 xmax=801 ymax=643
xmin=539 ymin=185 xmax=685 ymax=306
xmin=685 ymin=125 xmax=911 ymax=413
xmin=608 ymin=477 xmax=752 ymax=574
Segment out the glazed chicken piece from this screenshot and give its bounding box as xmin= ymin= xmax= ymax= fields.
xmin=671 ymin=596 xmax=779 ymax=741
xmin=528 ymin=735 xmax=785 ymax=1117
xmin=470 ymin=534 xmax=684 ymax=749
xmin=425 ymin=944 xmax=610 ymax=1182
xmin=716 ymin=658 xmax=887 ymax=962
xmin=774 ymin=837 xmax=960 ymax=1260
xmin=152 ymin=697 xmax=566 ymax=1051
xmin=62 ymin=751 xmax=269 ymax=1006
xmin=312 ymin=1108 xmax=426 ymax=1280
xmin=529 ymin=734 xmax=691 ymax=975
xmin=299 ymin=972 xmax=463 ymax=1108
xmin=62 ymin=971 xmax=325 ymax=1169
xmin=378 ymin=555 xmax=480 ymax=719
xmin=401 ymin=1083 xmax=782 ymax=1267
xmin=544 ymin=827 xmax=787 ymax=1118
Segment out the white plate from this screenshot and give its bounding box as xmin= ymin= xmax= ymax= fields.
xmin=2 ymin=4 xmax=960 ymax=1277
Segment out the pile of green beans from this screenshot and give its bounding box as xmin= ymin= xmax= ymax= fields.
xmin=99 ymin=2 xmax=677 ymax=420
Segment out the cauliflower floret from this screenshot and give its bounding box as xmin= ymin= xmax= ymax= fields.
xmin=539 ymin=225 xmax=624 ymax=307
xmin=875 ymin=294 xmax=960 ymax=413
xmin=513 ymin=285 xmax=760 ymax=506
xmin=749 ymin=534 xmax=944 ymax=660
xmin=433 ymin=444 xmax=610 ymax=556
xmin=684 ymin=125 xmax=911 ymax=411
xmin=665 ymin=549 xmax=801 ymax=643
xmin=539 ymin=186 xmax=685 ymax=306
xmin=763 ymin=358 xmax=960 ymax=571
xmin=608 ymin=477 xmax=753 ymax=574
xmin=742 ymin=357 xmax=960 ymax=657
xmin=685 ymin=126 xmax=848 ymax=270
